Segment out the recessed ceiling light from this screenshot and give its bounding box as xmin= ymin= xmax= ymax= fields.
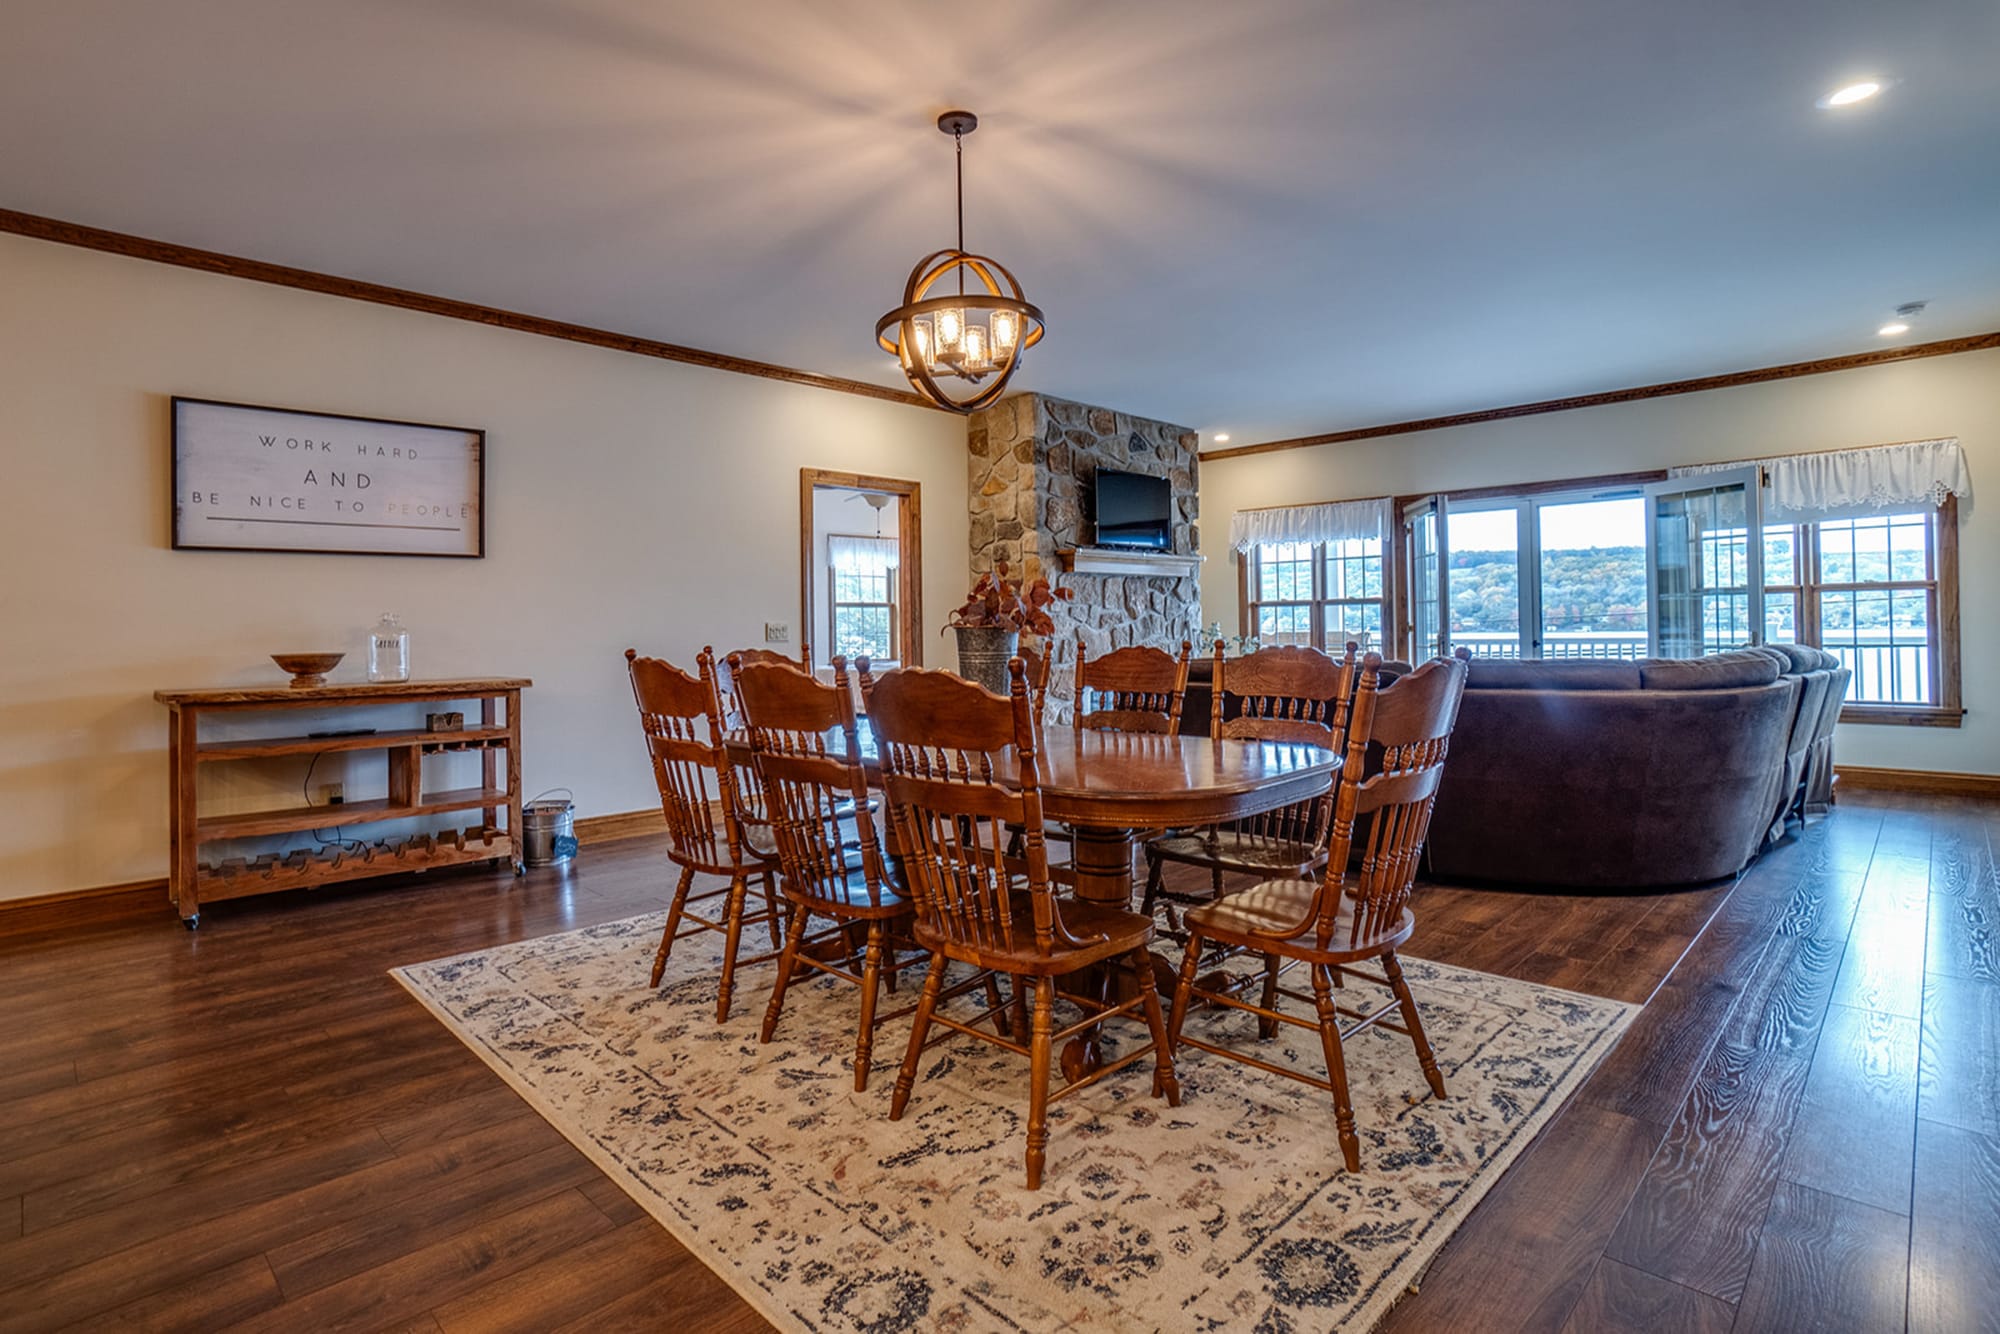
xmin=1878 ymin=322 xmax=1910 ymax=337
xmin=1817 ymin=79 xmax=1885 ymax=109
xmin=1213 ymin=433 xmax=1231 ymax=443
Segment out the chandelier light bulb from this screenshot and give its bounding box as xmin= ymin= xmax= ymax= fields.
xmin=962 ymin=324 xmax=989 ymax=373
xmin=937 ymin=307 xmax=964 ymax=350
xmin=911 ymin=317 xmax=935 ymax=368
xmin=990 ymin=308 xmax=1018 ymax=354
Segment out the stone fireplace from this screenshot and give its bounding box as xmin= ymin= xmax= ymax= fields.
xmin=967 ymin=392 xmax=1202 ymax=718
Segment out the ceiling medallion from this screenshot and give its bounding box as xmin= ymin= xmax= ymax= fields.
xmin=876 ymin=110 xmax=1045 ymax=414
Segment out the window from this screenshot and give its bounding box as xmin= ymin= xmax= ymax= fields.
xmin=1769 ymin=501 xmax=1960 ymax=721
xmin=1244 ymin=537 xmax=1387 ymax=654
xmin=830 ymin=565 xmax=896 ymax=661
xmin=826 ymin=532 xmax=900 ymax=663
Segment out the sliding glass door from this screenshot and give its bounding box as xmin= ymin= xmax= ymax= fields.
xmin=1405 ymin=496 xmax=1447 ymax=658
xmin=1644 ymin=468 xmax=1764 ymax=658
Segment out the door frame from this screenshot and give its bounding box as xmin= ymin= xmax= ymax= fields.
xmin=799 ymin=469 xmax=924 ymax=670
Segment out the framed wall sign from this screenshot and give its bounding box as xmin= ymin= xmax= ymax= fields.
xmin=171 ymin=397 xmax=485 ymax=557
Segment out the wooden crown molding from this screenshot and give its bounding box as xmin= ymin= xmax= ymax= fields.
xmin=0 ymin=207 xmax=936 ymax=411
xmin=1203 ymin=331 xmax=2000 ymax=462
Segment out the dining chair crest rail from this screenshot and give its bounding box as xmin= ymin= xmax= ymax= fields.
xmin=870 ymin=660 xmax=1182 ymax=1190
xmin=624 ymin=647 xmax=785 ymax=1022
xmin=1167 ymin=651 xmax=1470 ymax=1174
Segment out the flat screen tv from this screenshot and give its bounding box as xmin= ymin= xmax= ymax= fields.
xmin=1092 ymin=469 xmax=1173 ymax=550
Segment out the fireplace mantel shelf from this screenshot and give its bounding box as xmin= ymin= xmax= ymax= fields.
xmin=1056 ymin=547 xmax=1204 ymax=579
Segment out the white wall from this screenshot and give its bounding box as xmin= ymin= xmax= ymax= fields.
xmin=1200 ymin=347 xmax=2000 ymax=776
xmin=0 ymin=233 xmax=968 ymax=902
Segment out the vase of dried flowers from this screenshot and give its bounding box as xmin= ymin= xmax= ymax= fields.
xmin=945 ymin=562 xmax=1073 ymax=695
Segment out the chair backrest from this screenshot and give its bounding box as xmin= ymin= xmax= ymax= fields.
xmin=714 ymin=645 xmax=811 ymax=728
xmin=1212 ymin=641 xmax=1360 ymax=748
xmin=868 ymin=664 xmax=1089 ymax=961
xmin=735 ymin=656 xmax=892 ymax=907
xmin=1074 ymin=637 xmax=1193 ymax=734
xmin=1210 ymin=640 xmax=1361 ymax=848
xmin=1316 ymin=652 xmax=1469 ymax=949
xmin=624 ymin=648 xmax=744 ymax=872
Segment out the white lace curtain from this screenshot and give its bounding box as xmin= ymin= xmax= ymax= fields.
xmin=1668 ymin=438 xmax=1971 ymax=523
xmin=827 ymin=534 xmax=900 ymax=576
xmin=1229 ymin=496 xmax=1391 ymax=552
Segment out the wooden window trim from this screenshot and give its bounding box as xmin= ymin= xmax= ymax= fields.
xmin=1829 ymin=496 xmax=1960 ymax=726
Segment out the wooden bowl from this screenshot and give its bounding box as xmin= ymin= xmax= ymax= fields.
xmin=271 ymin=652 xmax=345 ymax=689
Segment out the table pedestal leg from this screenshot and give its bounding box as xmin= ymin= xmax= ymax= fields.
xmin=1060 ymin=826 xmax=1138 ymax=1081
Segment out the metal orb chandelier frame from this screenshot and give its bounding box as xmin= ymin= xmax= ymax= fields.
xmin=876 ymin=110 xmax=1044 ymax=414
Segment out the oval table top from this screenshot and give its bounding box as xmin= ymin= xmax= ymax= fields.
xmin=732 ymin=721 xmax=1341 ymax=832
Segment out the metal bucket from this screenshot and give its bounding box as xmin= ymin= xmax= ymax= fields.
xmin=523 ymin=789 xmax=577 ymax=867
xmin=954 ymin=625 xmax=1020 ymax=695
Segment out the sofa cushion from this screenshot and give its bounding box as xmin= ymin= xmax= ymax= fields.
xmin=1760 ymin=642 xmax=1823 ymax=675
xmin=1466 ymin=658 xmax=1641 ymax=691
xmin=1638 ymin=650 xmax=1781 ymax=690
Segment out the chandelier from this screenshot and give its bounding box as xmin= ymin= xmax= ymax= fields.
xmin=876 ymin=111 xmax=1044 ymax=414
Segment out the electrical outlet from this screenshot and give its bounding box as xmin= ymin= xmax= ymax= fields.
xmin=764 ymin=622 xmax=790 ymax=644
xmin=321 ymin=782 xmax=345 ymax=805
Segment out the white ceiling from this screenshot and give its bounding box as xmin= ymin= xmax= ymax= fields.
xmin=3 ymin=0 xmax=1996 ymax=446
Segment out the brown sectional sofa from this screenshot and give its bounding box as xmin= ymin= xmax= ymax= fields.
xmin=1425 ymin=647 xmax=1846 ymax=889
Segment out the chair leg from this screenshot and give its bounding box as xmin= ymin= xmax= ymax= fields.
xmin=1167 ymin=929 xmax=1204 ymax=1050
xmin=1134 ymin=948 xmax=1182 ymax=1107
xmin=1026 ymin=976 xmax=1056 ymax=1190
xmin=651 ymin=865 xmax=697 ymax=988
xmin=981 ymin=973 xmax=1009 ymax=1036
xmin=1211 ymin=864 xmax=1225 ymax=898
xmin=1311 ymin=964 xmax=1361 ymax=1173
xmin=1257 ymin=952 xmax=1281 ymax=1041
xmin=890 ymin=954 xmax=948 ymax=1120
xmin=1139 ymin=851 xmax=1165 ymax=921
xmin=1011 ymin=974 xmax=1031 ymax=1041
xmin=853 ymin=922 xmax=885 ymax=1093
xmin=760 ymin=900 xmax=812 ymax=1044
xmin=714 ymin=874 xmax=751 ymax=1024
xmin=1384 ymin=949 xmax=1448 ymax=1100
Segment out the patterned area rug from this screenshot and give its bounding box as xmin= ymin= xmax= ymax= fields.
xmin=393 ymin=911 xmax=1635 ymax=1333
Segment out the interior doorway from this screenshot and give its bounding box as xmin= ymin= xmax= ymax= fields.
xmin=799 ymin=469 xmax=923 ymax=672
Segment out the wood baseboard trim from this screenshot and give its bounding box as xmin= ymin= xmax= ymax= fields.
xmin=0 ymin=208 xmax=933 ymax=411
xmin=1202 ymin=331 xmax=2000 ymax=460
xmin=1833 ymin=765 xmax=2000 ymax=797
xmin=574 ymin=808 xmax=669 ymax=844
xmin=0 ymin=877 xmax=166 ymax=916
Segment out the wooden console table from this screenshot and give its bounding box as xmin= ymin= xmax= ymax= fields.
xmin=154 ymin=677 xmax=531 ymax=928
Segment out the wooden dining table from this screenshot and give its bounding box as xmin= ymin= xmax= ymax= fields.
xmin=730 ymin=719 xmax=1341 ymax=1073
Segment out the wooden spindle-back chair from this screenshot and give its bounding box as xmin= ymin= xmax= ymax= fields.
xmin=1140 ymin=641 xmax=1359 ymax=921
xmin=736 ymin=657 xmax=922 ymax=1091
xmin=871 ymin=663 xmax=1181 ymax=1190
xmin=1166 ymin=652 xmax=1469 ymax=1173
xmin=1073 ymin=638 xmax=1193 ymax=734
xmin=624 ymin=649 xmax=785 ymax=1022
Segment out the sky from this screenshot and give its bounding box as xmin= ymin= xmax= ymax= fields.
xmin=1449 ymin=497 xmax=1644 ymax=553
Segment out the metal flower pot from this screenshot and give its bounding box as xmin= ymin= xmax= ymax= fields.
xmin=953 ymin=625 xmax=1020 ymax=695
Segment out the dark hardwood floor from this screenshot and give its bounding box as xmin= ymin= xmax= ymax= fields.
xmin=1 ymin=789 xmax=1994 ymax=1331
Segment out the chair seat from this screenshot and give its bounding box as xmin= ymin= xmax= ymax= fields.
xmin=1184 ymin=878 xmax=1413 ymax=963
xmin=913 ymin=893 xmax=1153 ymax=975
xmin=1146 ymin=830 xmax=1326 ymax=877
